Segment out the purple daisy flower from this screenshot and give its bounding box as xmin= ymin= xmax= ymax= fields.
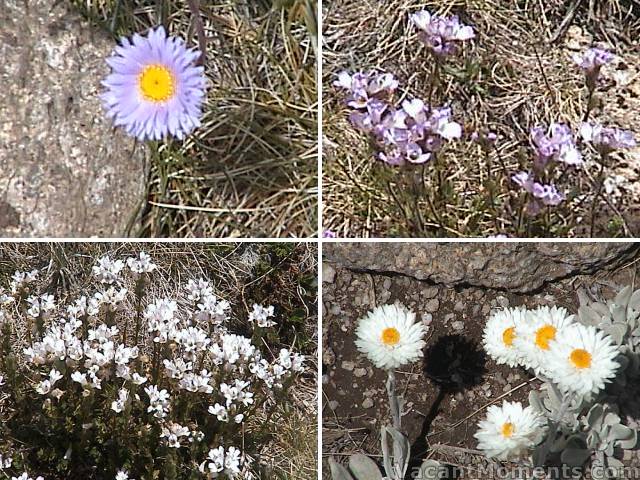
xmin=102 ymin=26 xmax=207 ymax=141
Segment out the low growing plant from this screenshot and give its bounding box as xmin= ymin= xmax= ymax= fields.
xmin=0 ymin=250 xmax=308 ymax=480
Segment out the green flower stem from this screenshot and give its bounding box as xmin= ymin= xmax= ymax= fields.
xmin=590 ymin=154 xmax=608 ymax=237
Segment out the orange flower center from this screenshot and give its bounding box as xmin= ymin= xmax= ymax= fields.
xmin=381 ymin=327 xmax=401 ymax=346
xmin=501 ymin=422 xmax=514 ymax=438
xmin=502 ymin=327 xmax=515 ymax=347
xmin=570 ymin=348 xmax=592 ymax=369
xmin=534 ymin=324 xmax=556 ymax=350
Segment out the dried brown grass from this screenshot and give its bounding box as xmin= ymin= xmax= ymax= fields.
xmin=322 ymin=0 xmax=640 ymax=237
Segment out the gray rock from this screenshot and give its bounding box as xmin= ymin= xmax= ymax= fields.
xmin=425 ymin=298 xmax=439 ymax=313
xmin=0 ymin=0 xmax=145 ymax=237
xmin=323 ymin=263 xmax=336 ymax=283
xmin=324 ymin=243 xmax=639 ymax=293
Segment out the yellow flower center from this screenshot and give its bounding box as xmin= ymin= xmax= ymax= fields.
xmin=502 ymin=327 xmax=515 ymax=347
xmin=381 ymin=327 xmax=401 ymax=346
xmin=501 ymin=422 xmax=514 ymax=438
xmin=139 ymin=64 xmax=175 ymax=102
xmin=569 ymin=348 xmax=592 ymax=369
xmin=534 ymin=324 xmax=556 ymax=350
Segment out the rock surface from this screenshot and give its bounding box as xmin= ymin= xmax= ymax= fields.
xmin=324 ymin=243 xmax=640 ymax=292
xmin=0 ymin=0 xmax=145 ymax=237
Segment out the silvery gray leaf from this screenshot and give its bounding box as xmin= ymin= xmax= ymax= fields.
xmin=349 ymin=454 xmax=383 ymax=480
xmin=330 ymin=457 xmax=355 ymax=480
xmin=600 ymin=323 xmax=627 ymax=345
xmin=417 ymin=460 xmax=445 ymax=480
xmin=387 ymin=426 xmax=410 ymax=479
xmin=591 ymin=302 xmax=612 ymax=322
xmin=578 ymin=305 xmax=602 ymax=327
xmin=381 ymin=426 xmax=394 ymax=480
xmin=614 ymin=286 xmax=632 ymax=309
xmin=628 ymin=288 xmax=640 ymax=311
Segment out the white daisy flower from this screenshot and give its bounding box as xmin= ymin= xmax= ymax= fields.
xmin=513 ymin=306 xmax=574 ymax=374
xmin=547 ymin=323 xmax=620 ymax=399
xmin=474 ymin=401 xmax=546 ymax=461
xmin=354 ymin=304 xmax=426 ymax=370
xmin=482 ymin=307 xmax=528 ymax=367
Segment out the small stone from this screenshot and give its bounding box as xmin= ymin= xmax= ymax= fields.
xmin=329 ymin=400 xmax=339 ymax=410
xmin=353 ymin=368 xmax=368 ymax=378
xmin=422 ymin=313 xmax=433 ymax=325
xmin=425 ymin=298 xmax=439 ymax=313
xmin=383 ymin=278 xmax=392 ymax=290
xmin=362 ymin=398 xmax=374 ymax=409
xmin=497 ymin=296 xmax=509 ymax=307
xmin=482 ymin=304 xmax=491 ymax=315
xmin=323 ymin=263 xmax=336 ymax=283
xmin=341 ymin=361 xmax=355 ymax=371
xmin=422 ymin=286 xmax=439 ymax=298
xmin=451 ymin=320 xmax=464 ymax=331
xmin=453 ymin=301 xmax=464 ymax=312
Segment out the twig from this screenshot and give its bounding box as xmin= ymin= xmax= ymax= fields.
xmin=427 ymin=379 xmax=536 ymax=437
xmin=186 ymin=0 xmax=207 ymax=66
xmin=550 ymin=0 xmax=584 ymax=44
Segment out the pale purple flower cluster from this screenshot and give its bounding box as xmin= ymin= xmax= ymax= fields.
xmin=334 ymin=71 xmax=462 ymax=165
xmin=410 ymin=10 xmax=475 ymax=56
xmin=573 ymin=48 xmax=613 ymax=88
xmin=580 ymin=123 xmax=637 ymax=155
xmin=530 ymin=123 xmax=582 ymax=167
xmin=512 ymin=172 xmax=565 ymax=215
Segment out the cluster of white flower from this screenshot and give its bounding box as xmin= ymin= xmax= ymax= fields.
xmin=10 ymin=269 xmax=38 ymax=294
xmin=185 ymin=278 xmax=231 ymax=326
xmin=248 ymin=303 xmax=276 ymax=328
xmin=126 ymin=252 xmax=157 ymax=276
xmin=35 ymin=368 xmax=63 ymax=395
xmin=1 ymin=251 xmax=307 ymax=480
xmin=208 ymin=379 xmax=254 ymax=424
xmin=0 ymin=453 xmax=12 ymax=469
xmin=66 ymin=295 xmax=100 ymax=319
xmin=111 ymin=388 xmax=130 ymax=413
xmin=26 ymin=294 xmax=55 ymax=319
xmin=199 ymin=446 xmax=244 ymax=476
xmin=115 ymin=470 xmax=132 ymax=480
xmin=145 ymin=298 xmax=180 ymax=343
xmin=11 ymin=473 xmax=43 ymax=480
xmin=160 ymin=422 xmax=191 ymax=448
xmin=144 ymin=385 xmax=171 ymax=419
xmin=92 ymin=256 xmax=125 ymax=284
xmin=483 ymin=305 xmax=620 ymax=399
xmin=94 ymin=287 xmax=128 ymax=312
xmin=0 ymin=287 xmax=14 ymax=306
